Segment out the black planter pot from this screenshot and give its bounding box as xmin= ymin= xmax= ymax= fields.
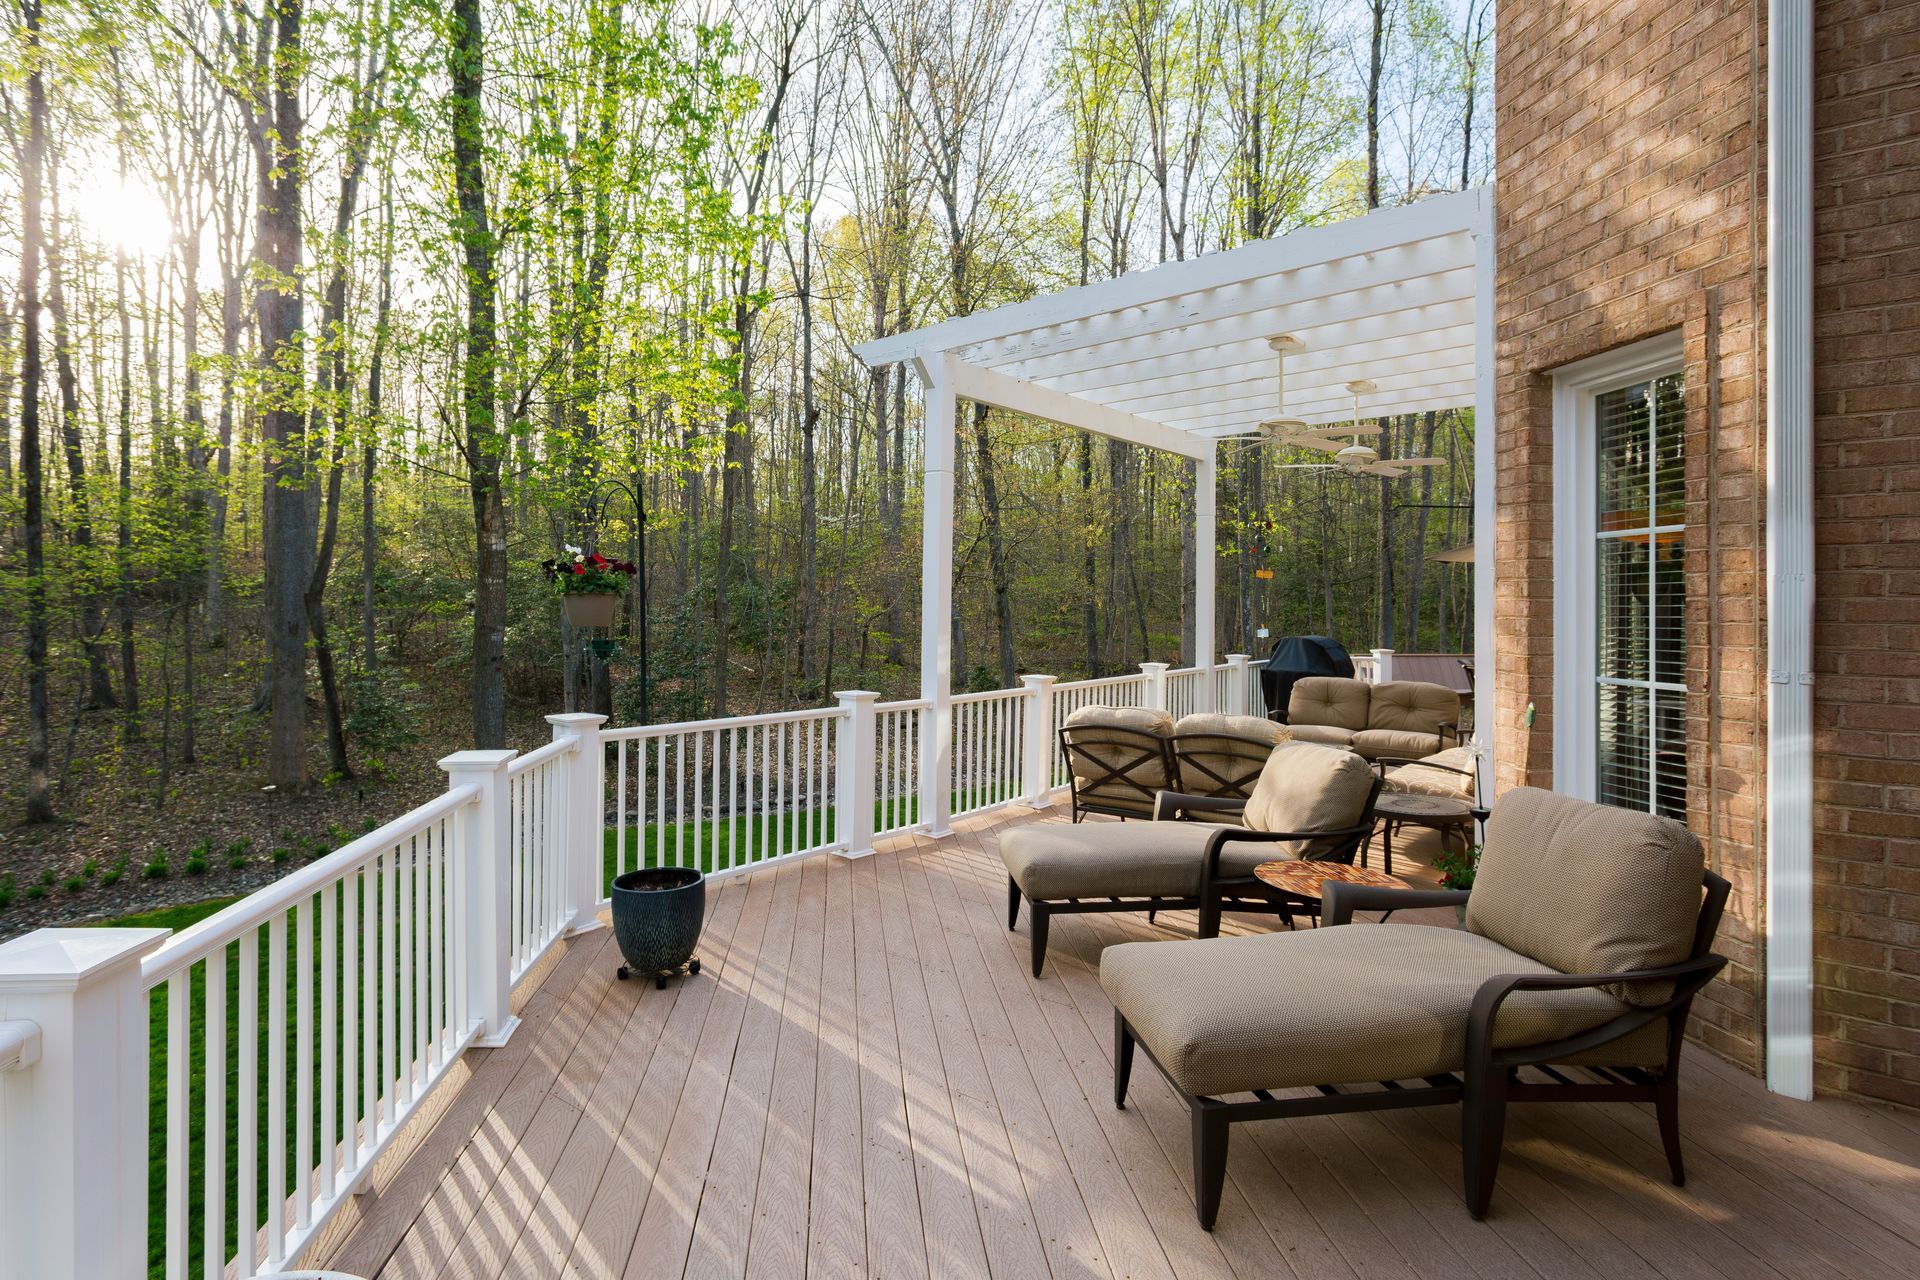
xmin=610 ymin=867 xmax=705 ymax=988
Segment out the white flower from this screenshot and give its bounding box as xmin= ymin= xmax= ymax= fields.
xmin=564 ymin=543 xmax=582 ymax=556
xmin=574 ymin=554 xmax=586 ymax=564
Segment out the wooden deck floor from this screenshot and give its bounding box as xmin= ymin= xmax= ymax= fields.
xmin=308 ymin=806 xmax=1920 ymax=1280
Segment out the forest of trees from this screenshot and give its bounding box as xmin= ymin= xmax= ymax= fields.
xmin=0 ymin=0 xmax=1490 ymax=829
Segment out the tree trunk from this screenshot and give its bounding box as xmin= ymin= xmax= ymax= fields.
xmin=19 ymin=0 xmax=53 ymax=822
xmin=46 ymin=184 xmax=117 ymax=708
xmin=971 ymin=403 xmax=1016 ymax=689
xmin=115 ymin=223 xmax=139 ymax=740
xmin=1366 ymin=0 xmax=1387 ymax=210
xmin=255 ymin=1 xmax=311 ymax=788
xmin=451 ymin=0 xmax=505 ymax=748
xmin=363 ymin=179 xmax=393 ymax=671
xmin=1078 ymin=433 xmax=1099 ymax=676
xmin=1406 ymin=411 xmax=1438 ymax=644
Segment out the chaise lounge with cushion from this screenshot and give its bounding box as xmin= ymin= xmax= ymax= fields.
xmin=1100 ymin=787 xmax=1728 ymax=1227
xmin=1002 ymin=739 xmax=1381 ymax=976
xmin=1285 ymin=675 xmax=1462 ymax=760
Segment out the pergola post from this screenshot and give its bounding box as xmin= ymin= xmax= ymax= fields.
xmin=1194 ymin=446 xmax=1217 ymax=703
xmin=915 ymin=352 xmax=957 ymax=837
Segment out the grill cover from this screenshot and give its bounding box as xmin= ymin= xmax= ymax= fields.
xmin=1259 ymin=636 xmax=1355 ymax=723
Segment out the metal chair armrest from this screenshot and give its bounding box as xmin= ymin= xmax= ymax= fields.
xmin=1325 ymin=884 xmax=1472 ymax=925
xmin=1153 ymin=791 xmax=1246 ymax=821
xmin=1467 ymin=954 xmax=1730 ymax=1059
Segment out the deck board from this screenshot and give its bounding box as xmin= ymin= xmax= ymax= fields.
xmin=313 ymin=805 xmax=1920 ymax=1280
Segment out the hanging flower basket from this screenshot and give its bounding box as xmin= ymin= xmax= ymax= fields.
xmin=562 ymin=592 xmax=620 ymax=628
xmin=543 ymin=544 xmax=636 ymax=631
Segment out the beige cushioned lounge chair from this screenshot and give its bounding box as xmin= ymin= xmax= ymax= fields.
xmin=1002 ymin=740 xmax=1381 ymax=976
xmin=1101 ymin=787 xmax=1729 ymax=1228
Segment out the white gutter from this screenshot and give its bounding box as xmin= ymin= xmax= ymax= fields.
xmin=1765 ymin=0 xmax=1816 ymax=1100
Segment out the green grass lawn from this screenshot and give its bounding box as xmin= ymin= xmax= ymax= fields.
xmin=103 ymin=785 xmax=1012 ymax=1275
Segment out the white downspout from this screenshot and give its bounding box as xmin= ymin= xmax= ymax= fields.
xmin=1765 ymin=0 xmax=1816 ymax=1100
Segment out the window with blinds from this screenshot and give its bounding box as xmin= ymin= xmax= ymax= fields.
xmin=1593 ymin=373 xmax=1686 ymax=819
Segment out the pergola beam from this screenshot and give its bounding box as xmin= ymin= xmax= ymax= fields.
xmin=852 ymin=191 xmax=1483 ymax=368
xmin=1108 ymin=347 xmax=1477 ymax=418
xmin=946 ymin=359 xmax=1213 ymax=460
xmin=1002 ymin=300 xmax=1475 ymax=388
xmin=1051 ymin=319 xmax=1475 ymax=405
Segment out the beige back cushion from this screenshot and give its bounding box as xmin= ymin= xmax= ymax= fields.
xmin=1466 ymin=788 xmax=1706 ymax=1005
xmin=1171 ymin=713 xmax=1288 ymax=743
xmin=1171 ymin=714 xmax=1289 ymax=799
xmin=1062 ymin=704 xmax=1175 ymax=793
xmin=1365 ymin=681 xmax=1461 ymax=735
xmin=1288 ymin=677 xmax=1370 ymax=731
xmin=1242 ymin=741 xmax=1377 ymax=858
xmin=1384 ymin=746 xmax=1477 ymax=799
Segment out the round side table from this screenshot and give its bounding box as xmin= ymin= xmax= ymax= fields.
xmin=1253 ymin=860 xmax=1407 ymax=927
xmin=1366 ymin=792 xmax=1475 ymax=876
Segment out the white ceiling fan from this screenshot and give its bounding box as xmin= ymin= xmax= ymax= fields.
xmin=1225 ymin=337 xmax=1445 ymax=479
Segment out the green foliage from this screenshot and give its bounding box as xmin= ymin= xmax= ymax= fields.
xmin=101 ymin=858 xmax=128 ymax=888
xmin=0 ymin=874 xmax=13 ymax=910
xmin=1431 ymin=841 xmax=1481 ymax=893
xmin=143 ymin=855 xmax=170 ymax=879
xmin=63 ymin=874 xmax=88 ymax=893
xmin=26 ymin=884 xmax=47 ymax=901
xmin=271 ymin=847 xmax=293 ymax=865
xmin=343 ymin=668 xmax=424 ymax=763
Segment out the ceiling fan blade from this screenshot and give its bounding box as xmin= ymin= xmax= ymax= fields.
xmin=1271 ymin=463 xmax=1337 ymax=470
xmin=1277 ymin=436 xmax=1343 ymax=453
xmin=1364 ymin=463 xmax=1407 ymax=478
xmin=1387 ymin=457 xmax=1446 ymax=468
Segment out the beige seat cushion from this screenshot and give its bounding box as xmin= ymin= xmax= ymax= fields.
xmin=1384 ymin=747 xmax=1478 ymax=800
xmin=1101 ymin=924 xmax=1633 ymax=1096
xmin=1288 ymin=677 xmax=1370 ymax=731
xmin=1365 ymin=680 xmax=1461 ymax=735
xmin=1242 ymin=741 xmax=1377 ymax=859
xmin=1063 ymin=705 xmax=1175 ymax=814
xmin=1000 ymin=821 xmax=1231 ymax=900
xmin=1351 ymin=728 xmax=1442 ymax=760
xmin=1466 ymin=788 xmax=1705 ymax=1005
xmin=1286 ymin=723 xmax=1356 ymax=749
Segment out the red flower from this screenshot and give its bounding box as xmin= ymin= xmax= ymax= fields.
xmin=590 ymin=551 xmax=609 ymax=568
xmin=572 ymin=563 xmax=587 ymax=575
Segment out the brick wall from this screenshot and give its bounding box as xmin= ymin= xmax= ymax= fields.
xmin=1809 ymin=0 xmax=1920 ymax=1108
xmin=1497 ymin=0 xmax=1920 ymax=1104
xmin=1494 ymin=1 xmax=1768 ymax=1070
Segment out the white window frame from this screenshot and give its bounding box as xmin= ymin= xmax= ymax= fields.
xmin=1550 ymin=331 xmax=1685 ymax=804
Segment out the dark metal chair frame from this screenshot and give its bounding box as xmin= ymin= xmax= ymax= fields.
xmin=1114 ymin=868 xmax=1732 ymax=1228
xmin=1007 ymin=776 xmax=1384 ymax=978
xmin=1058 ymin=724 xmax=1179 ymax=823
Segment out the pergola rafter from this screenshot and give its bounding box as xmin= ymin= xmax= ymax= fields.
xmin=856 ymin=187 xmax=1496 ymax=837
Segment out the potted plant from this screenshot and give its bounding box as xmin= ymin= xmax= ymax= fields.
xmin=1430 ymin=841 xmax=1480 ymax=922
xmin=543 ymin=544 xmax=636 ymax=629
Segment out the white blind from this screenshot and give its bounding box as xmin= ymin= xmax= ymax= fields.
xmin=1594 ymin=374 xmax=1686 ymax=820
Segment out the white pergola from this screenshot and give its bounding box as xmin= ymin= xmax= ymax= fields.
xmin=855 ymin=187 xmax=1496 ymax=834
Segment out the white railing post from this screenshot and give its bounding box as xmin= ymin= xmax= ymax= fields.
xmin=548 ymin=712 xmax=610 ymax=934
xmin=835 ymin=691 xmax=879 ymax=859
xmin=1226 ymin=653 xmax=1253 ymax=716
xmin=441 ymin=748 xmax=519 ymax=1048
xmin=1021 ymin=673 xmax=1058 ymax=807
xmin=1140 ymin=661 xmax=1170 ymax=712
xmin=0 ymin=927 xmax=168 ymax=1280
xmin=1371 ymin=648 xmax=1396 ymax=683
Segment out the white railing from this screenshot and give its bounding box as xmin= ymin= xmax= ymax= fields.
xmin=951 ymin=688 xmax=1028 ymax=820
xmin=0 ymin=657 xmax=1267 ymax=1279
xmin=507 ymin=738 xmax=571 ymax=982
xmin=138 ymin=783 xmax=479 ymax=1280
xmin=874 ymin=698 xmax=926 ymax=839
xmin=603 ymin=705 xmax=843 ymax=889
